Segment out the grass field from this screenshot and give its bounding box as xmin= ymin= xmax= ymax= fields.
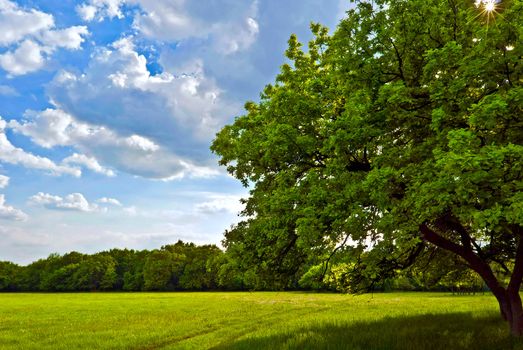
xmin=1 ymin=292 xmax=522 ymax=350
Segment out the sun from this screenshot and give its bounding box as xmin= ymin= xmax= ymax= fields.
xmin=474 ymin=0 xmax=501 ymax=25
xmin=484 ymin=0 xmax=496 ymax=12
xmin=474 ymin=0 xmax=499 ymax=12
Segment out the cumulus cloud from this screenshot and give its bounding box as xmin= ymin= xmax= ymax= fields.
xmin=213 ymin=16 xmax=259 ymax=55
xmin=8 ymin=109 xmax=77 ymax=148
xmin=97 ymin=197 xmax=122 ymax=206
xmin=37 ymin=26 xmax=89 ymax=50
xmin=29 ymin=192 xmax=101 ymax=212
xmin=0 ymin=117 xmax=80 ymax=177
xmin=76 ymin=0 xmax=125 ymax=21
xmin=0 ymin=0 xmax=88 ymax=76
xmin=0 ymin=174 xmax=9 ymax=188
xmin=0 ymin=0 xmax=54 ymax=46
xmin=0 ymin=194 xmax=28 ymax=221
xmin=76 ymin=4 xmax=97 ymax=21
xmin=0 ymin=40 xmax=45 ymax=75
xmin=49 ymin=36 xmax=233 ymax=142
xmin=63 ymin=153 xmax=115 ymax=177
xmin=9 ymin=108 xmax=218 ymax=180
xmin=195 ymin=194 xmax=244 ymax=215
xmin=135 ymin=0 xmax=259 ymax=52
xmin=41 ymin=36 xmax=236 ymax=176
xmin=77 ymin=0 xmax=259 ymax=54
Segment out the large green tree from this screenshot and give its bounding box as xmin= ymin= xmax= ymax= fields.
xmin=212 ymin=0 xmax=523 ymax=335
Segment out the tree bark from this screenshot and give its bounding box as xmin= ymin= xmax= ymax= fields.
xmin=508 ymin=291 xmax=523 ymax=336
xmin=506 ymin=233 xmax=523 ymax=336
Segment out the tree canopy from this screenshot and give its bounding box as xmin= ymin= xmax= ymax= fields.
xmin=212 ymin=0 xmax=522 ymax=335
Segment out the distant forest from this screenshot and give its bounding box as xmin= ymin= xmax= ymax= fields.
xmin=0 ymin=240 xmax=486 ymax=293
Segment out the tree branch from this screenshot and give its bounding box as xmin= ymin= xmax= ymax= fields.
xmin=320 ymin=233 xmax=351 ymax=279
xmin=420 ymin=223 xmax=505 ymax=298
xmin=390 ymin=39 xmax=406 ymax=81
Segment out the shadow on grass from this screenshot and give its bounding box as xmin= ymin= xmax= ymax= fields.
xmin=213 ymin=312 xmax=523 ymax=350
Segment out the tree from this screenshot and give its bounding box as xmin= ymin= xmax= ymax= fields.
xmin=39 ymin=263 xmax=81 ymax=291
xmin=143 ymin=249 xmax=183 ymax=291
xmin=212 ymin=250 xmax=246 ymax=290
xmin=72 ymin=254 xmax=117 ymax=291
xmin=121 ymin=249 xmax=148 ymax=291
xmin=212 ymin=0 xmax=522 ymax=335
xmin=0 ymin=261 xmax=21 ymax=291
xmin=178 ymin=245 xmax=222 ymax=290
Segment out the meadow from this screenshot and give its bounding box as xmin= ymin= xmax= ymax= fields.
xmin=0 ymin=292 xmax=522 ymax=350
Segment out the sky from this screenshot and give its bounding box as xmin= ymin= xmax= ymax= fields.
xmin=0 ymin=0 xmax=350 ymax=264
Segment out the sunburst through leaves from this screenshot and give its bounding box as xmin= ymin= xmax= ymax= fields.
xmin=474 ymin=0 xmax=501 ymax=24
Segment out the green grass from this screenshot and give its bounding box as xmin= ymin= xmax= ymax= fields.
xmin=0 ymin=292 xmax=522 ymax=349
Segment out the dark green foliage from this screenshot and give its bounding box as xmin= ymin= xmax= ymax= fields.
xmin=0 ymin=262 xmax=21 ymax=291
xmin=39 ymin=263 xmax=81 ymax=291
xmin=143 ymin=250 xmax=180 ymax=291
xmin=0 ymin=242 xmax=496 ymax=293
xmin=0 ymin=241 xmax=225 ymax=292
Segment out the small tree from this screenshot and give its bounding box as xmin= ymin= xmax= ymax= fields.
xmin=212 ymin=0 xmax=523 ymax=335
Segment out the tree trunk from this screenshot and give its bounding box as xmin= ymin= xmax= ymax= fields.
xmin=496 ymin=293 xmax=510 ymax=322
xmin=506 ymin=229 xmax=523 ymax=336
xmin=507 ymin=290 xmax=523 ymax=336
xmin=496 ymin=291 xmax=523 ymax=337
xmin=462 ymin=260 xmax=523 ymax=336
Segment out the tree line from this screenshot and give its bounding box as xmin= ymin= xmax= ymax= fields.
xmin=0 ymin=241 xmax=239 ymax=292
xmin=0 ymin=240 xmax=487 ymax=293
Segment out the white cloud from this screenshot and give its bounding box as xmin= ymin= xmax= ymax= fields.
xmin=214 ymin=16 xmax=259 ymax=55
xmin=9 ymin=108 xmax=218 ymax=180
xmin=38 ymin=26 xmax=89 ymax=50
xmin=49 ymin=37 xmax=232 ymax=142
xmin=0 ymin=174 xmax=9 ymax=188
xmin=124 ymin=134 xmax=159 ymax=152
xmin=0 ymin=84 xmax=18 ymax=96
xmin=76 ymin=4 xmax=97 ymax=21
xmin=133 ymin=0 xmax=259 ymax=53
xmin=0 ymin=40 xmax=45 ymax=75
xmin=0 ymin=0 xmax=54 ymax=46
xmin=195 ymin=194 xmax=244 ymax=215
xmin=0 ymin=117 xmax=81 ymax=177
xmin=77 ymin=0 xmax=259 ymax=54
xmin=9 ymin=109 xmax=76 ymax=148
xmin=29 ymin=192 xmax=100 ymax=212
xmin=0 ymin=0 xmax=88 ymax=76
xmin=0 ymin=194 xmax=28 ymax=221
xmin=97 ymin=197 xmax=122 ymax=206
xmin=130 ymin=0 xmax=193 ymax=41
xmin=42 ymin=36 xmax=237 ymax=179
xmin=63 ymin=153 xmax=115 ymax=177
xmin=76 ymin=0 xmax=125 ymax=21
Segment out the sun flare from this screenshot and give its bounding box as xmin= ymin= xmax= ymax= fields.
xmin=474 ymin=0 xmax=501 ymax=25
xmin=475 ymin=0 xmax=499 ymax=12
xmin=484 ymin=0 xmax=496 ymax=12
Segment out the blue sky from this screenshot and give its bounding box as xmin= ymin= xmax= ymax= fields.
xmin=0 ymin=0 xmax=349 ymax=264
